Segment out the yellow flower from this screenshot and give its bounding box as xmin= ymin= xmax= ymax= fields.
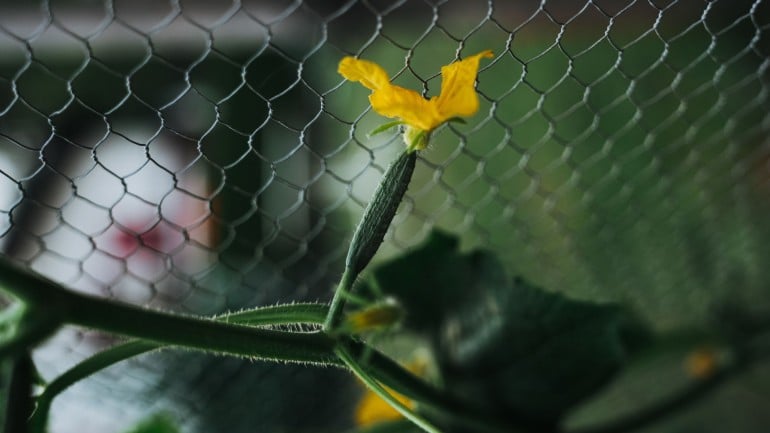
xmin=338 ymin=50 xmax=493 ymax=151
xmin=354 ymin=383 xmax=414 ymax=427
xmin=354 ymin=356 xmax=429 ymax=427
xmin=343 ymin=299 xmax=403 ymax=334
xmin=684 ymin=347 xmax=720 ymax=379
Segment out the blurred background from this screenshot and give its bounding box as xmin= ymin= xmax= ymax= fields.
xmin=0 ymin=0 xmax=769 ymax=432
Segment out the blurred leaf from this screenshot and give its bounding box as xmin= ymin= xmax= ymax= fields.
xmin=361 ymin=230 xmax=651 ymax=427
xmin=122 ymin=414 xmax=179 ymax=433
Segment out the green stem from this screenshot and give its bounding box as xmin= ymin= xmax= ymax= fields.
xmin=29 ymin=303 xmax=330 ymax=433
xmin=355 ymin=344 xmax=460 ymax=413
xmin=324 ymin=268 xmax=356 ymax=331
xmin=29 ymin=340 xmax=154 ymax=433
xmin=0 ymin=260 xmax=337 ymax=364
xmin=0 ymin=261 xmax=70 ymax=307
xmin=0 ymin=307 xmax=60 ymax=360
xmin=348 ymin=342 xmax=521 ymax=433
xmin=65 ymin=291 xmax=337 ymax=364
xmin=0 ymin=257 xmax=463 ymax=432
xmin=336 ymin=345 xmax=443 ymax=433
xmin=2 ymin=258 xmax=503 ymax=433
xmin=3 ymin=354 xmax=35 ymax=433
xmin=0 ymin=263 xmax=338 ymax=365
xmin=219 ymin=302 xmax=328 ymax=326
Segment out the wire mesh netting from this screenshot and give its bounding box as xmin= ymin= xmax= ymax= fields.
xmin=1 ymin=0 xmax=770 ymax=432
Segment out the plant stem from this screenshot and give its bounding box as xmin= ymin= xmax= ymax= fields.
xmin=28 ymin=303 xmax=331 ymax=432
xmin=360 ymin=340 xmax=567 ymax=433
xmin=347 ymin=341 xmax=524 ymax=433
xmin=0 ymin=260 xmax=338 ymax=364
xmin=324 ymin=268 xmax=356 ymax=331
xmin=29 ymin=340 xmax=154 ymax=433
xmin=0 ymin=259 xmax=472 ymax=433
xmin=67 ymin=291 xmax=338 ymax=364
xmin=336 ymin=345 xmax=443 ymax=433
xmin=32 ymin=336 xmax=461 ymax=433
xmin=0 ymin=307 xmax=60 ymax=360
xmin=3 ymin=354 xmax=34 ymax=433
xmin=0 ymin=261 xmax=67 ymax=306
xmin=2 ymin=252 xmax=505 ymax=433
xmin=219 ymin=302 xmax=328 ymax=326
xmin=354 ymin=343 xmax=461 ymax=413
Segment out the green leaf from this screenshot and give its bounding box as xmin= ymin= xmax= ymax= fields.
xmin=122 ymin=414 xmax=180 ymax=433
xmin=359 ymin=230 xmax=651 ymax=428
xmin=369 ymin=121 xmax=405 ymax=137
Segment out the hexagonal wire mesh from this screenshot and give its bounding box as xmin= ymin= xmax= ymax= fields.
xmin=1 ymin=0 xmax=770 ymax=432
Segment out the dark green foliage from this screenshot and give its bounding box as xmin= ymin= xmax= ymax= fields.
xmin=362 ymin=231 xmax=651 ymax=427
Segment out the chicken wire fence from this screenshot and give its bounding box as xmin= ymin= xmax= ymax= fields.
xmin=1 ymin=0 xmax=770 ymax=432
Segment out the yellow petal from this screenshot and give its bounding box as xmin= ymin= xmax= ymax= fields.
xmin=338 ymin=56 xmax=391 ymax=91
xmin=344 ymin=301 xmax=403 ymax=333
xmin=354 ymin=386 xmax=413 ymax=427
xmin=370 ymin=85 xmax=441 ymax=131
xmin=354 ymin=357 xmax=427 ymax=427
xmin=339 ymin=51 xmax=492 ymax=138
xmin=435 ymin=50 xmax=494 ymax=120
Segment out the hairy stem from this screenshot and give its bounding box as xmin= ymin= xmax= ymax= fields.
xmin=336 ymin=345 xmax=442 ymax=433
xmin=29 ymin=302 xmax=332 ymax=432
xmin=218 ymin=302 xmax=328 ymax=326
xmin=324 ymin=268 xmax=356 ymax=331
xmin=67 ymin=291 xmax=337 ymax=363
xmin=0 ymin=259 xmax=470 ymax=433
xmin=0 ymin=260 xmax=338 ymax=364
xmin=29 ymin=340 xmax=154 ymax=433
xmin=347 ymin=341 xmax=524 ymax=433
xmin=1 ymin=255 xmax=530 ymax=433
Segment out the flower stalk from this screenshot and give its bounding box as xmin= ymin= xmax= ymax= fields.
xmin=0 ymin=260 xmax=338 ymax=364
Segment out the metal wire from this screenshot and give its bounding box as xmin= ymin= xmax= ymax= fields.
xmin=1 ymin=0 xmax=769 ymax=432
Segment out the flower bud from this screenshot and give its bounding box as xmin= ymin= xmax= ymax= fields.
xmin=346 ymin=150 xmax=417 ymax=275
